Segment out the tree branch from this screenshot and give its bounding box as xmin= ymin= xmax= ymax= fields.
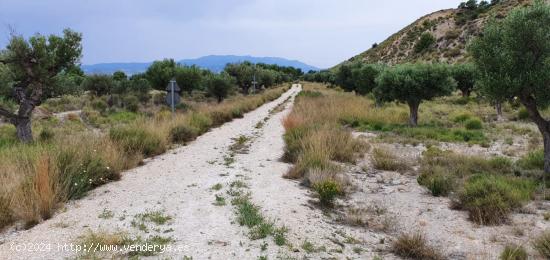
xmin=0 ymin=107 xmax=16 ymax=120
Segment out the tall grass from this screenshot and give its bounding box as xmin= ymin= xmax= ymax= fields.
xmin=0 ymin=86 xmax=289 ymax=230
xmin=282 ymin=83 xmax=368 ymax=197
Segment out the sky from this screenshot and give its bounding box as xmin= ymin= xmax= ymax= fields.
xmin=0 ymin=0 xmax=463 ymax=68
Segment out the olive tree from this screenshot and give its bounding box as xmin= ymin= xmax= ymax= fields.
xmin=224 ymin=62 xmax=254 ymax=95
xmin=174 ymin=65 xmax=203 ymax=93
xmin=450 ymin=63 xmax=476 ymax=97
xmin=353 ymin=64 xmax=382 ymax=96
xmin=82 ymin=74 xmax=114 ymax=96
xmin=145 ymin=59 xmax=176 ymax=90
xmin=374 ymin=63 xmax=456 ymax=126
xmin=469 ymin=1 xmax=550 ymax=174
xmin=205 ymin=73 xmax=234 ymax=103
xmin=0 ymin=29 xmax=82 ymax=142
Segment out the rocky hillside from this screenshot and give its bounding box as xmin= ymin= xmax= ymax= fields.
xmin=348 ymin=0 xmax=532 ymax=65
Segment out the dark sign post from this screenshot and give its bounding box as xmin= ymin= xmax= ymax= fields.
xmin=251 ymin=63 xmax=257 ymax=94
xmin=165 ymin=79 xmax=181 ymax=114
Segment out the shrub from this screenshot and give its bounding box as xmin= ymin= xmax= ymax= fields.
xmin=414 ymin=32 xmax=436 ymax=53
xmin=418 ymin=149 xmax=515 ymax=197
xmin=464 ymin=118 xmax=483 ymax=130
xmin=123 ymin=95 xmax=140 ymax=112
xmin=516 ymin=150 xmax=544 ymax=171
xmin=169 ymin=124 xmax=198 ymax=144
xmin=372 ymin=148 xmax=411 ymax=173
xmin=500 ymin=244 xmax=528 ymax=260
xmin=533 ymin=231 xmax=550 ymax=259
xmin=456 ymin=174 xmax=536 ymax=225
xmin=109 ymin=127 xmax=165 ymax=157
xmin=91 ymin=99 xmax=108 ymax=113
xmin=392 ymin=233 xmax=444 ymax=260
xmin=517 ymin=108 xmax=529 ymax=120
xmin=452 ymin=113 xmax=473 ymax=123
xmin=313 ymin=180 xmax=341 ymax=206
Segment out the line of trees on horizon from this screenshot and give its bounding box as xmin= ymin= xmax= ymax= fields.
xmin=0 ymin=30 xmax=303 ymax=143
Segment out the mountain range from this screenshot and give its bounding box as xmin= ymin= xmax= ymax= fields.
xmin=81 ymin=55 xmax=320 ymax=75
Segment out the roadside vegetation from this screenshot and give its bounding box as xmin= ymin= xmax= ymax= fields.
xmin=0 ymin=28 xmax=297 ymax=231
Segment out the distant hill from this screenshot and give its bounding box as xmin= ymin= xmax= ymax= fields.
xmin=81 ymin=55 xmax=319 ymax=75
xmin=344 ymin=0 xmax=531 ymax=65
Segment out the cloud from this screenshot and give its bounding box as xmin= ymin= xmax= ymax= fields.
xmin=0 ymin=0 xmax=463 ymax=68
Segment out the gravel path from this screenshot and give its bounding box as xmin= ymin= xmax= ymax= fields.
xmin=0 ymin=85 xmax=323 ymax=260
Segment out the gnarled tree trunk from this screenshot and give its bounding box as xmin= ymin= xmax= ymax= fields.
xmin=495 ymin=102 xmax=503 ymax=121
xmin=14 ymin=117 xmax=33 ymax=143
xmin=544 ymin=131 xmax=550 ymax=174
xmin=408 ymin=101 xmax=419 ymax=127
xmin=520 ymin=94 xmax=550 ymax=174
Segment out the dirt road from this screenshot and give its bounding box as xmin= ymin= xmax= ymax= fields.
xmin=0 ymin=85 xmax=342 ymax=259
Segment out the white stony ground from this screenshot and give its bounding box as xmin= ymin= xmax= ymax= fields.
xmin=345 ymin=133 xmax=550 ymax=259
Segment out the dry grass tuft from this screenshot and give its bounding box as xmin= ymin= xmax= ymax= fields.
xmin=371 ymin=148 xmax=412 ymax=173
xmin=392 ymin=232 xmax=444 ymax=260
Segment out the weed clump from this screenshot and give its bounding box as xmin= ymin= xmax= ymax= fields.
xmin=464 ymin=118 xmax=483 ymax=130
xmin=392 ymin=233 xmax=444 ymax=260
xmin=109 ymin=126 xmax=165 ymax=157
xmin=516 ymin=149 xmax=544 ymax=171
xmin=371 ymin=148 xmax=411 ymax=173
xmin=313 ymin=180 xmax=341 ymax=206
xmin=455 ymin=174 xmax=536 ymax=225
xmin=533 ymin=231 xmax=550 ymax=258
xmin=500 ymin=244 xmax=528 ymax=260
xmin=169 ymin=124 xmax=198 ymax=144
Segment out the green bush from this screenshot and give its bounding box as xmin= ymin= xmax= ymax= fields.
xmin=169 ymin=124 xmax=198 ymax=144
xmin=516 ymin=150 xmax=544 ymax=171
xmin=533 ymin=231 xmax=550 ymax=259
xmin=517 ymin=108 xmax=529 ymax=120
xmin=313 ymin=180 xmax=341 ymax=206
xmin=500 ymin=244 xmax=527 ymax=260
xmin=109 ymin=127 xmax=165 ymax=157
xmin=464 ymin=118 xmax=483 ymax=130
xmin=452 ymin=113 xmax=473 ymax=123
xmin=414 ymin=32 xmax=436 ymax=53
xmin=456 ymin=174 xmax=536 ymax=225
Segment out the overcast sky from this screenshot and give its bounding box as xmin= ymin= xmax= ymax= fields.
xmin=0 ymin=0 xmax=463 ymax=68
